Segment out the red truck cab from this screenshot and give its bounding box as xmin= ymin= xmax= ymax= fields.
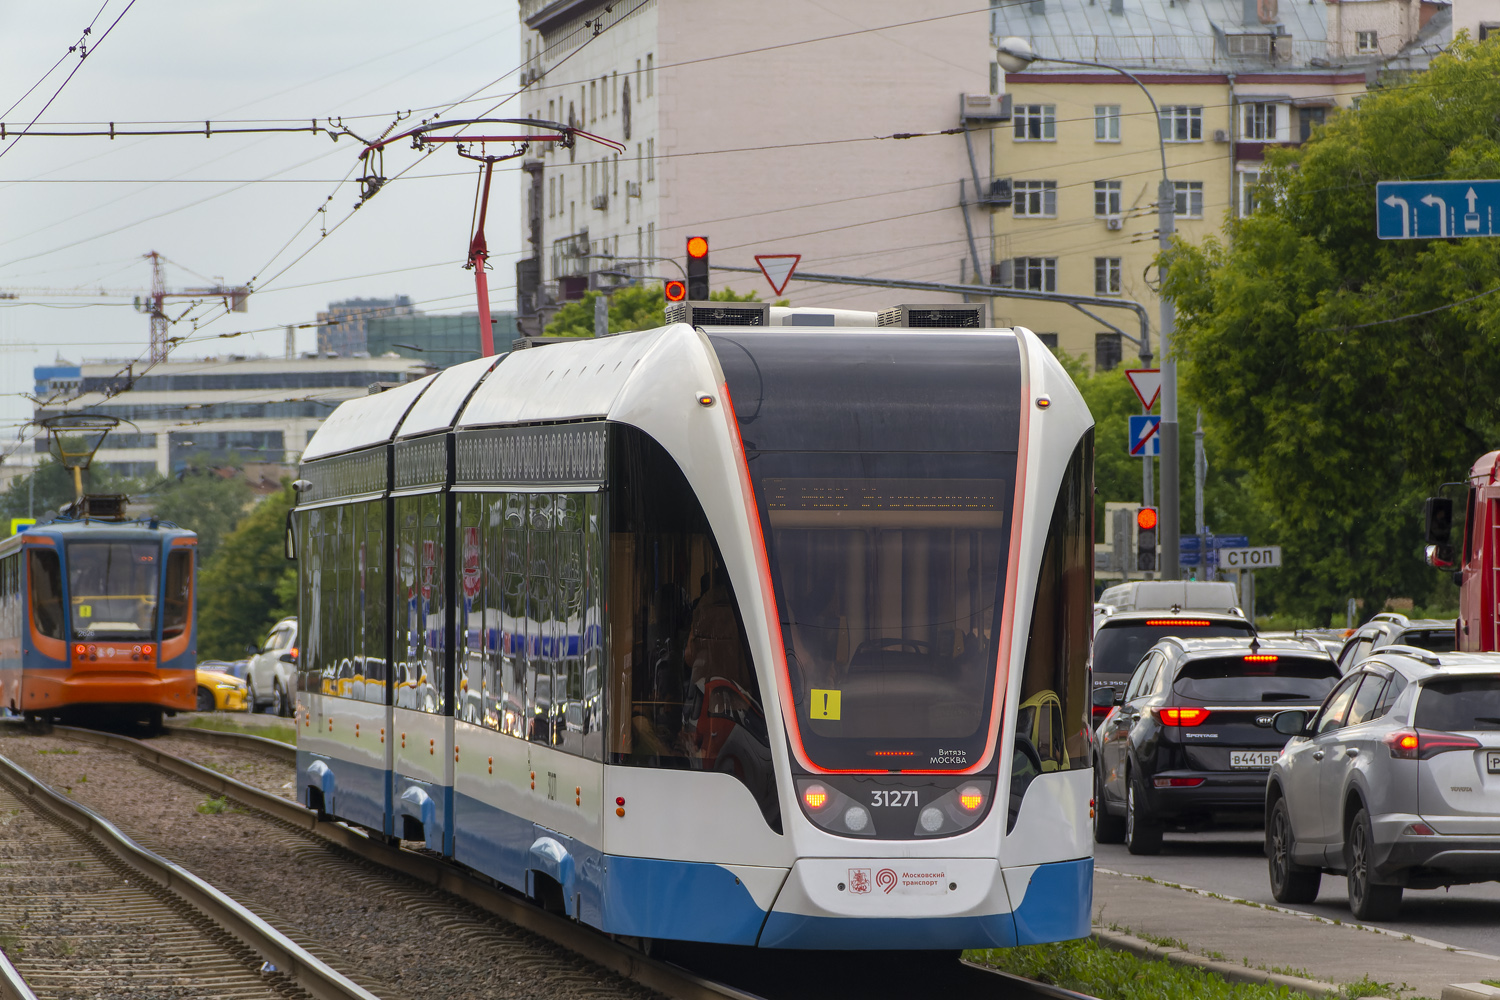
xmin=1426 ymin=451 xmax=1500 ymax=651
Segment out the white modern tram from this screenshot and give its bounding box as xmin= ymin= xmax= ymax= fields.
xmin=292 ymin=309 xmax=1095 ymax=950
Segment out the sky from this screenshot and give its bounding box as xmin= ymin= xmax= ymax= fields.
xmin=0 ymin=2 xmax=527 ymax=441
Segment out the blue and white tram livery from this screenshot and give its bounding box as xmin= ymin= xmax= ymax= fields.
xmin=292 ymin=312 xmax=1095 ymax=950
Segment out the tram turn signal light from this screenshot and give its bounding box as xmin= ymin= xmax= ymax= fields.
xmin=803 ymin=785 xmax=829 ymax=810
xmin=958 ymin=786 xmax=984 ymax=811
xmin=141 ymin=645 xmax=154 ymax=656
xmin=1158 ymin=707 xmax=1210 ymax=727
xmin=73 ymin=644 xmax=85 ymax=655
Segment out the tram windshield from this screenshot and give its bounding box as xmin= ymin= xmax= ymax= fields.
xmin=711 ymin=331 xmax=1022 ymax=772
xmin=67 ymin=540 xmax=160 ymax=639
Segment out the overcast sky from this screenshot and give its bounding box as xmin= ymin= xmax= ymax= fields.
xmin=0 ymin=2 xmax=525 ymax=438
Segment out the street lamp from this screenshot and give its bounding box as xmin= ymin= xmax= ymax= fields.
xmin=996 ymin=36 xmax=1181 ymax=580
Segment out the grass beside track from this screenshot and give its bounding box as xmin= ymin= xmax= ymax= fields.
xmin=174 ymin=715 xmax=295 ymax=746
xmin=968 ymin=939 xmax=1412 ymax=1000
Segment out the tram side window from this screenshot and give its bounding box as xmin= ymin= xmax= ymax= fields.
xmin=395 ymin=495 xmax=446 ymax=714
xmin=29 ymin=549 xmax=64 ymax=641
xmin=1011 ymin=431 xmax=1094 ymax=827
xmin=162 ymin=550 xmax=192 ymax=639
xmin=299 ymin=508 xmax=323 ymax=695
xmin=607 ymin=426 xmax=778 ymax=828
xmin=456 ymin=495 xmax=484 ymax=725
xmin=362 ymin=500 xmax=387 ymax=704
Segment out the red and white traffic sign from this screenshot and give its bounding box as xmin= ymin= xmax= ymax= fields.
xmin=754 ymin=254 xmax=801 ymax=296
xmin=1125 ymin=368 xmax=1162 ymax=411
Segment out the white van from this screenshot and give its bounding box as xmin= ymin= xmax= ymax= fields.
xmin=1096 ymin=580 xmax=1241 ymax=614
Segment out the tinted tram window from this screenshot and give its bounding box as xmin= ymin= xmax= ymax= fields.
xmin=162 ymin=550 xmax=192 ymax=639
xmin=299 ymin=507 xmax=322 ymax=694
xmin=711 ymin=330 xmax=1021 ymax=773
xmin=28 ymin=549 xmax=64 ymax=640
xmin=608 ymin=426 xmax=777 ymax=828
xmin=66 ymin=541 xmax=159 ymax=639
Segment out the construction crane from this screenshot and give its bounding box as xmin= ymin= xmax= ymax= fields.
xmin=0 ymin=251 xmax=249 ymax=363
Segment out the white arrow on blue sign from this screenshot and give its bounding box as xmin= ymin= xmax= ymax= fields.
xmin=1377 ymin=180 xmax=1500 ymax=240
xmin=1128 ymin=414 xmax=1161 ymax=457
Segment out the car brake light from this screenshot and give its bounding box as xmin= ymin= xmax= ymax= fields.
xmin=1145 ymin=619 xmax=1212 ymax=627
xmin=803 ymin=785 xmax=829 ymax=810
xmin=1159 ymin=707 xmax=1210 ymax=727
xmin=1384 ymin=728 xmax=1482 ymax=760
xmin=1154 ymin=776 xmax=1206 ymax=788
xmin=1243 ymin=654 xmax=1278 ymax=662
xmin=141 ymin=644 xmax=154 ymax=656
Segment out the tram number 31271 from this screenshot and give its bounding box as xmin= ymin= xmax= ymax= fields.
xmin=870 ymin=790 xmax=919 ymax=808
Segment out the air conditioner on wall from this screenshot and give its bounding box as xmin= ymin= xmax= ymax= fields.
xmin=1106 ymin=216 xmax=1123 ymax=231
xmin=1213 ymin=128 xmax=1231 ymax=143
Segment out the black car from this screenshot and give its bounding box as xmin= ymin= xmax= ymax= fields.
xmin=1093 ymin=637 xmax=1340 ymax=854
xmin=1089 ymin=609 xmax=1257 ymax=728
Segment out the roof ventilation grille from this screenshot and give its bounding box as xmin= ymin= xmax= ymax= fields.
xmin=876 ymin=304 xmax=988 ymax=329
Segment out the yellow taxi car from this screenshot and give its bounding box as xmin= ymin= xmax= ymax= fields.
xmin=195 ymin=662 xmax=250 ymax=712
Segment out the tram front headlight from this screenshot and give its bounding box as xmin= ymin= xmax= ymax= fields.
xmin=912 ymin=780 xmax=993 ymax=837
xmin=843 ymin=805 xmax=870 ymax=832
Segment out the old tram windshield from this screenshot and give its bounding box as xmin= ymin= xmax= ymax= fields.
xmin=711 ymin=332 xmax=1021 ymax=772
xmin=66 ymin=540 xmax=161 ymax=639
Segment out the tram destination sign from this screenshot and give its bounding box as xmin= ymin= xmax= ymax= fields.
xmin=1377 ymin=180 xmax=1500 ymax=240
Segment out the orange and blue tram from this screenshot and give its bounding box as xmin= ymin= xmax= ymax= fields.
xmin=0 ymin=506 xmax=196 ymax=729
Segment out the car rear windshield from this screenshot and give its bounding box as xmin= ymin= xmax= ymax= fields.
xmin=1172 ymin=655 xmax=1340 ymax=702
xmin=1414 ymin=677 xmax=1500 ymax=732
xmin=1399 ymin=628 xmax=1456 ymax=654
xmin=1093 ymin=621 xmax=1254 ymax=679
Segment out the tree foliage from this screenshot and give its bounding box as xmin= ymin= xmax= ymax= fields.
xmin=196 ymin=484 xmax=295 ymax=660
xmin=1161 ymin=40 xmax=1498 ymax=622
xmin=145 ymin=472 xmax=254 ymax=563
xmin=0 ymin=456 xmax=135 ymax=523
xmin=544 ymin=285 xmax=773 ymax=337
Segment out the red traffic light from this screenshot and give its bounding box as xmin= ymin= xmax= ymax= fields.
xmin=664 ymin=280 xmax=687 ymax=302
xmin=686 ymin=236 xmax=708 ymax=259
xmin=1137 ymin=507 xmax=1158 ymax=531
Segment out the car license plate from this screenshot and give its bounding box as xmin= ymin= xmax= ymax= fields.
xmin=1230 ymin=750 xmax=1278 ymax=769
xmin=1487 ymin=751 xmax=1500 ymax=774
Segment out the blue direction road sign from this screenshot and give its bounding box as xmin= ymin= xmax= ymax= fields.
xmin=1179 ymin=534 xmax=1249 ymax=553
xmin=1128 ymin=415 xmax=1161 ymax=457
xmin=1377 ymin=180 xmax=1500 ymax=240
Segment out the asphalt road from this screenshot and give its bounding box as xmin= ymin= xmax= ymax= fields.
xmin=1096 ymin=830 xmax=1500 ymax=955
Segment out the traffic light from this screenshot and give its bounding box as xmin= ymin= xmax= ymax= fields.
xmin=686 ymin=236 xmax=709 ymax=300
xmin=664 ymin=279 xmax=687 ymax=302
xmin=1137 ymin=507 xmax=1158 ymax=572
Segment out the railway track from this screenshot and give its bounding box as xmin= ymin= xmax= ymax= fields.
xmin=0 ymin=747 xmax=373 ymax=1000
xmin=0 ymin=721 xmax=1096 ymax=1000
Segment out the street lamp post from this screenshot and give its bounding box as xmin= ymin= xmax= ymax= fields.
xmin=997 ymin=37 xmax=1180 ymax=580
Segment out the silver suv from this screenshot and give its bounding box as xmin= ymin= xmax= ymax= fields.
xmin=1265 ymin=647 xmax=1500 ymax=920
xmin=1333 ymin=613 xmax=1455 ymax=674
xmin=245 ymin=617 xmax=298 ymax=716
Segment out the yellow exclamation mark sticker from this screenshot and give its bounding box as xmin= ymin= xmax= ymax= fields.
xmin=809 ymin=689 xmax=841 ymax=720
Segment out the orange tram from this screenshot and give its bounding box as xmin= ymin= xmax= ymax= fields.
xmin=0 ymin=498 xmax=196 ymax=730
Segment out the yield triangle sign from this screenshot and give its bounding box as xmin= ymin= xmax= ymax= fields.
xmin=1125 ymin=368 xmax=1162 ymax=411
xmin=754 ymin=254 xmax=801 ymax=296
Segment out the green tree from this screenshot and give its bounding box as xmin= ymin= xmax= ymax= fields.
xmin=0 ymin=453 xmax=142 ymax=523
xmin=544 ymin=285 xmax=773 ymax=337
xmin=196 ymin=483 xmax=295 ymax=660
xmin=145 ymin=472 xmax=253 ymax=563
xmin=1161 ymin=38 xmax=1500 ymax=623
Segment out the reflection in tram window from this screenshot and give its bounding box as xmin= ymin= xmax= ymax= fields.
xmin=162 ymin=549 xmax=192 ymax=640
xmin=1011 ymin=432 xmax=1094 ymax=828
xmin=607 ymin=426 xmax=777 ymax=829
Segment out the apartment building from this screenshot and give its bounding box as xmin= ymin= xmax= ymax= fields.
xmin=35 ymin=355 xmax=431 ymax=478
xmin=316 ymin=295 xmax=415 ymax=355
xmin=990 ymin=0 xmax=1449 ymax=368
xmin=514 ymin=0 xmax=997 ymax=331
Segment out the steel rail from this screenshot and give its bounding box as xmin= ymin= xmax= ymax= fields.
xmin=0 ymin=748 xmax=378 ymax=1000
xmin=163 ymin=722 xmax=296 ymax=762
xmin=0 ymin=948 xmax=38 ymax=1000
xmin=53 ymin=726 xmax=763 ymax=1000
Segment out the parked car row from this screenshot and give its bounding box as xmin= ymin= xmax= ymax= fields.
xmin=1090 ymin=584 xmax=1491 ymax=921
xmin=187 ymin=617 xmax=299 ymax=716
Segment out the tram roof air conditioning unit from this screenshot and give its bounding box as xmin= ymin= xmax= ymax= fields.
xmin=665 ymin=301 xmax=770 ymax=327
xmin=64 ymin=494 xmax=130 ymax=521
xmin=877 ymin=304 xmax=988 ymax=329
xmin=1106 ymin=215 xmax=1124 ymax=230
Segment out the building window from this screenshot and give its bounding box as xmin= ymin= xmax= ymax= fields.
xmin=1010 ymin=257 xmax=1057 ymax=292
xmin=1094 ymin=105 xmax=1121 ymax=141
xmin=612 ymin=71 xmax=618 ymax=114
xmin=548 ymin=176 xmax=555 ymax=217
xmin=646 ymin=53 xmax=654 ymax=96
xmin=1159 ymin=106 xmax=1203 ymax=142
xmin=547 ymin=99 xmax=554 ymax=123
xmin=646 ymin=138 xmax=654 ymax=181
xmin=1035 ymin=333 xmax=1059 ymax=351
xmin=590 ymin=80 xmax=597 ymax=122
xmin=647 ymin=222 xmax=655 ymax=260
xmin=1481 ymin=23 xmax=1500 ymax=41
xmin=1298 ymin=106 xmax=1326 ymax=143
xmin=1095 ymin=333 xmax=1122 ymax=371
xmin=1243 ymin=102 xmax=1277 ymax=141
xmin=1173 ymin=180 xmax=1204 ymax=218
xmin=1240 ymin=171 xmax=1260 ymax=216
xmin=1226 ymin=34 xmax=1272 ymax=58
xmin=1093 ymin=180 xmax=1122 ymax=217
xmin=1094 ymin=257 xmax=1122 ymax=295
xmin=1013 ymin=104 xmax=1056 ymax=141
xmin=1356 ymin=30 xmax=1378 ymax=53
xmin=1013 ymin=180 xmax=1057 ymax=218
